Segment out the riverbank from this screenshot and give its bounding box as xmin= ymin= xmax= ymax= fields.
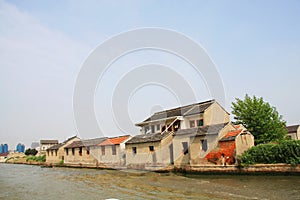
xmin=3 ymin=160 xmax=300 ymax=175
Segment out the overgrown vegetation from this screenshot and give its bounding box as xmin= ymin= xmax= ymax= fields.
xmin=232 ymin=95 xmax=287 ymax=144
xmin=240 ymin=140 xmax=300 ymax=166
xmin=26 ymin=155 xmax=46 ymax=162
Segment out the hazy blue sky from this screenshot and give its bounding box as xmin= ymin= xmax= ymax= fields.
xmin=1 ymin=0 xmax=300 ymax=149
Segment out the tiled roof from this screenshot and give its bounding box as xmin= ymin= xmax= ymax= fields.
xmin=141 ymin=100 xmax=215 ymax=123
xmin=99 ymin=135 xmax=130 ymax=146
xmin=64 ymin=137 xmax=107 ymax=148
xmin=125 ymin=131 xmax=171 ymax=144
xmin=286 ymin=125 xmax=299 ymax=133
xmin=0 ymin=152 xmax=9 ymax=157
xmin=47 ymin=143 xmax=64 ymax=150
xmin=40 ymin=140 xmax=58 ymax=144
xmin=62 ymin=135 xmax=79 ymax=143
xmin=219 ymin=130 xmax=242 ymax=142
xmin=174 ymin=123 xmax=229 ymax=136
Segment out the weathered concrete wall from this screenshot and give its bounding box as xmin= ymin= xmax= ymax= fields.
xmin=64 ymin=147 xmax=97 ymax=165
xmin=203 ymin=102 xmax=230 ymax=126
xmin=235 ymin=133 xmax=255 ymax=156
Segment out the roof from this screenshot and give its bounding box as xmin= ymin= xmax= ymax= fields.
xmin=47 ymin=143 xmax=64 ymax=150
xmin=65 ymin=137 xmax=107 ymax=148
xmin=219 ymin=129 xmax=242 ymax=142
xmin=40 ymin=140 xmax=58 ymax=144
xmin=140 ymin=100 xmax=215 ymax=124
xmin=126 ymin=131 xmax=171 ymax=144
xmin=174 ymin=123 xmax=229 ymax=136
xmin=286 ymin=125 xmax=300 ymax=133
xmin=63 ymin=135 xmax=79 ymax=143
xmin=0 ymin=152 xmax=9 ymax=157
xmin=99 ymin=135 xmax=130 ymax=146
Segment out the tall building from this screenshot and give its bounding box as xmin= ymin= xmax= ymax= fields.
xmin=16 ymin=143 xmax=25 ymax=153
xmin=0 ymin=144 xmax=8 ymax=153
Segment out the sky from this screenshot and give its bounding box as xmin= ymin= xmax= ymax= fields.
xmin=1 ymin=0 xmax=300 ymax=150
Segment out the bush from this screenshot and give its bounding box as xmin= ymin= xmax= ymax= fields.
xmin=240 ymin=140 xmax=300 ymax=166
xmin=26 ymin=155 xmax=46 ymax=162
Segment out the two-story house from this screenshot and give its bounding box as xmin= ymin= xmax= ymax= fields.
xmin=125 ymin=99 xmax=231 ymax=169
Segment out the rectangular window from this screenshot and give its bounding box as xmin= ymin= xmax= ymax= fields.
xmin=87 ymin=147 xmax=90 ymax=155
xmin=197 ymin=119 xmax=204 ymax=126
xmin=156 ymin=124 xmax=160 ymax=131
xmin=47 ymin=151 xmax=49 ymax=156
xmin=144 ymin=126 xmax=150 ymax=134
xmin=149 ymin=146 xmax=154 ymax=152
xmin=132 ymin=147 xmax=137 ymax=155
xmin=79 ymin=147 xmax=82 ymax=156
xmin=51 ymin=150 xmax=53 ymax=156
xmin=182 ymin=142 xmax=189 ymax=155
xmin=72 ymin=148 xmax=75 ymax=156
xmin=101 ymin=146 xmax=105 ymax=155
xmin=151 ymin=125 xmax=155 ymax=133
xmin=66 ymin=148 xmax=68 ymax=156
xmin=55 ymin=150 xmax=57 ymax=156
xmin=189 ymin=120 xmax=195 ymax=128
xmin=112 ymin=145 xmax=116 ymax=155
xmin=201 ymin=140 xmax=208 ymax=152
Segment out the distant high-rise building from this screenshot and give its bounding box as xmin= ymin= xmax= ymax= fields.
xmin=0 ymin=144 xmax=9 ymax=153
xmin=16 ymin=143 xmax=25 ymax=153
xmin=31 ymin=142 xmax=39 ymax=149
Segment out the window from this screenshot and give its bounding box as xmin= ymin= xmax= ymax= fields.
xmin=112 ymin=145 xmax=116 ymax=155
xmin=201 ymin=140 xmax=208 ymax=152
xmin=55 ymin=150 xmax=57 ymax=156
xmin=101 ymin=146 xmax=105 ymax=155
xmin=144 ymin=126 xmax=150 ymax=134
xmin=156 ymin=124 xmax=160 ymax=131
xmin=132 ymin=147 xmax=137 ymax=155
xmin=151 ymin=125 xmax=155 ymax=133
xmin=66 ymin=148 xmax=68 ymax=156
xmin=47 ymin=151 xmax=49 ymax=156
xmin=189 ymin=120 xmax=195 ymax=128
xmin=182 ymin=142 xmax=189 ymax=155
xmin=79 ymin=147 xmax=82 ymax=156
xmin=197 ymin=119 xmax=204 ymax=126
xmin=86 ymin=147 xmax=90 ymax=155
xmin=149 ymin=146 xmax=154 ymax=152
xmin=72 ymin=148 xmax=75 ymax=156
xmin=51 ymin=150 xmax=53 ymax=156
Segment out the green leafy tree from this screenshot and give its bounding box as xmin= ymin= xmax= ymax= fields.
xmin=25 ymin=148 xmax=38 ymax=156
xmin=232 ymin=95 xmax=287 ymax=144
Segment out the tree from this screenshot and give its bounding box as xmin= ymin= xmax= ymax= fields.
xmin=232 ymin=95 xmax=287 ymax=144
xmin=25 ymin=148 xmax=38 ymax=156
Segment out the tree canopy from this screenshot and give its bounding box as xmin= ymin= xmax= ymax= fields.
xmin=232 ymin=95 xmax=287 ymax=144
xmin=25 ymin=148 xmax=38 ymax=156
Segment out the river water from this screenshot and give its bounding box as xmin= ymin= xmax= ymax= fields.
xmin=0 ymin=164 xmax=299 ymax=200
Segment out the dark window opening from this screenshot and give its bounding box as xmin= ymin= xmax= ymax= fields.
xmin=197 ymin=119 xmax=204 ymax=126
xmin=182 ymin=142 xmax=189 ymax=155
xmin=189 ymin=120 xmax=195 ymax=128
xmin=55 ymin=150 xmax=57 ymax=156
xmin=72 ymin=148 xmax=75 ymax=156
xmin=87 ymin=147 xmax=90 ymax=155
xmin=112 ymin=145 xmax=116 ymax=155
xmin=51 ymin=150 xmax=53 ymax=156
xmin=47 ymin=151 xmax=49 ymax=156
xmin=101 ymin=146 xmax=105 ymax=155
xmin=144 ymin=126 xmax=150 ymax=134
xmin=149 ymin=146 xmax=154 ymax=152
xmin=79 ymin=147 xmax=82 ymax=156
xmin=132 ymin=147 xmax=137 ymax=155
xmin=66 ymin=148 xmax=69 ymax=156
xmin=201 ymin=140 xmax=208 ymax=152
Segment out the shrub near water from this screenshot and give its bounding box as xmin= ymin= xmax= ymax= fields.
xmin=26 ymin=155 xmax=46 ymax=162
xmin=240 ymin=140 xmax=300 ymax=166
